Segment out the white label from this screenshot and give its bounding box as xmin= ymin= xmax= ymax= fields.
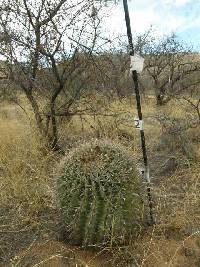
xmin=130 ymin=54 xmax=144 ymax=73
xmin=134 ymin=118 xmax=143 ymax=130
xmin=138 ymin=166 xmax=150 ymax=183
xmin=145 ymin=167 xmax=150 ymax=183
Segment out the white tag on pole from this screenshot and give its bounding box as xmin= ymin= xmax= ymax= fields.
xmin=130 ymin=54 xmax=144 ymax=73
xmin=134 ymin=117 xmax=143 ymax=130
xmin=138 ymin=166 xmax=150 ymax=183
xmin=145 ymin=167 xmax=150 ymax=183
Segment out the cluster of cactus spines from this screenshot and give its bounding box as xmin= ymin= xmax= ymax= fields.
xmin=57 ymin=140 xmax=144 ymax=246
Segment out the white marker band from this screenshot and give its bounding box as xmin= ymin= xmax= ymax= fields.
xmin=130 ymin=54 xmax=144 ymax=73
xmin=134 ymin=118 xmax=144 ymax=130
xmin=145 ymin=167 xmax=150 ymax=183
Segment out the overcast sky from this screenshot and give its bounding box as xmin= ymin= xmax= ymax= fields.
xmin=102 ymin=0 xmax=200 ymax=49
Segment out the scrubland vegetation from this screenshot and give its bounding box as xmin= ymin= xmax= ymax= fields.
xmin=0 ymin=93 xmax=199 ymax=266
xmin=0 ymin=0 xmax=200 ymax=266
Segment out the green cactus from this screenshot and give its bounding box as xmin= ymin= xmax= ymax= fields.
xmin=57 ymin=140 xmax=144 ymax=246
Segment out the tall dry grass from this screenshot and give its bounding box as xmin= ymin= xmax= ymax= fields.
xmin=0 ymin=106 xmax=55 ymax=211
xmin=0 ymin=95 xmax=199 ymax=266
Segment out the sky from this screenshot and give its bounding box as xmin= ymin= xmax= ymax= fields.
xmin=103 ymin=0 xmax=200 ymax=49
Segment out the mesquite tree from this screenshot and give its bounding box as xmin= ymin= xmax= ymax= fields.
xmin=143 ymin=33 xmax=200 ymax=105
xmin=0 ymin=0 xmax=103 ymax=149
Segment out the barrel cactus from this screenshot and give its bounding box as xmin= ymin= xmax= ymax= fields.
xmin=57 ymin=140 xmax=144 ymax=246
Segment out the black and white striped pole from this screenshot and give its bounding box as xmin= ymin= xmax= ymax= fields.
xmin=123 ymin=0 xmax=155 ymax=225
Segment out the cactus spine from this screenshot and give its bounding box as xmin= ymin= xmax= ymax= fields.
xmin=57 ymin=140 xmax=144 ymax=246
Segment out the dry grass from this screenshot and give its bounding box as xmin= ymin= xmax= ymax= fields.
xmin=0 ymin=95 xmax=199 ymax=266
xmin=0 ymin=107 xmax=55 ymax=210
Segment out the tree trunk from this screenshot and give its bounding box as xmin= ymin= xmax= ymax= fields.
xmin=50 ymin=102 xmax=59 ymax=150
xmin=24 ymin=90 xmax=56 ymax=150
xmin=154 ymin=79 xmax=164 ymax=105
xmin=156 ymin=93 xmax=164 ymax=105
xmin=155 ymin=87 xmax=165 ymax=105
xmin=25 ymin=90 xmax=45 ymax=135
